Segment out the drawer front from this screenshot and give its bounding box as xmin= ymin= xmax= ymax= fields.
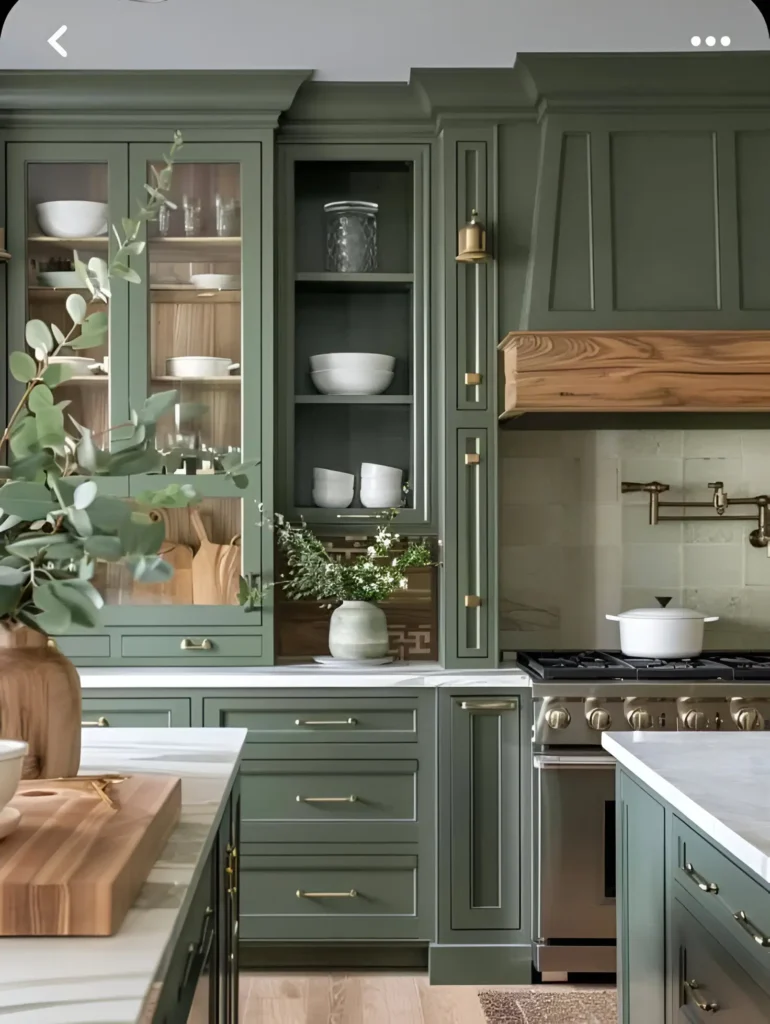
xmin=239 ymin=854 xmax=423 ymax=940
xmin=81 ymin=698 xmax=191 ymax=728
xmin=121 ymin=633 xmax=263 ymax=660
xmin=672 ymin=893 xmax=770 ymax=1021
xmin=54 ymin=635 xmax=110 ymax=659
xmin=673 ymin=815 xmax=770 ymax=977
xmin=240 ymin=759 xmax=417 ymax=843
xmin=204 ymin=697 xmax=418 ymax=744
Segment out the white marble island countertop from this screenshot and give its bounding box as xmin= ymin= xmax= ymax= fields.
xmin=0 ymin=727 xmax=247 ymax=1024
xmin=603 ymin=732 xmax=770 ymax=884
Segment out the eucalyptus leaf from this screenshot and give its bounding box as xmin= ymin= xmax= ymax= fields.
xmin=137 ymin=390 xmax=179 ymax=426
xmin=28 ymin=385 xmax=54 ymax=414
xmin=73 ymin=256 xmax=91 ymax=290
xmin=6 ymin=533 xmax=72 ymax=557
xmin=0 ymin=515 xmax=22 ymax=534
xmin=48 ymin=580 xmax=100 ymax=628
xmin=66 ymin=294 xmax=87 ymax=325
xmin=87 ymin=258 xmax=110 ymax=294
xmin=80 ymin=311 xmax=108 ymax=338
xmin=67 ymin=507 xmax=93 ymax=538
xmin=84 ymin=534 xmax=124 ymax=561
xmin=123 ymin=240 xmax=146 ymax=256
xmin=32 ymin=582 xmax=72 ymax=633
xmin=0 ymin=565 xmax=26 ymax=587
xmin=231 ymin=475 xmax=249 ymax=491
xmin=8 ymin=419 xmax=38 ymax=459
xmin=42 ymin=361 xmax=75 ymax=388
xmin=73 ymin=480 xmax=98 ymax=510
xmin=119 ymin=515 xmax=165 ymax=556
xmin=105 ymin=447 xmax=161 ymax=476
xmin=122 ymin=217 xmax=138 ymax=239
xmin=10 ymin=452 xmax=55 ymax=483
xmin=0 ymin=584 xmax=22 ymax=618
xmin=9 ymin=351 xmax=38 ymax=384
xmin=110 ymin=263 xmax=141 ymax=285
xmin=87 ymin=496 xmax=132 ymax=532
xmin=76 ymin=432 xmax=98 ymax=473
xmin=63 ymin=578 xmax=104 ymax=611
xmin=50 ymin=323 xmax=67 ymax=347
xmin=0 ymin=481 xmax=57 ymax=519
xmin=25 ymin=320 xmax=53 ymax=356
xmin=68 ymin=333 xmax=105 ymax=352
xmin=127 ymin=554 xmax=174 ymax=584
xmin=34 ymin=404 xmax=66 ymax=450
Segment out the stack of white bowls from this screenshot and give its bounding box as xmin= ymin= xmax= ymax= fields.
xmin=360 ymin=463 xmax=403 ymax=508
xmin=310 ymin=352 xmax=395 ymax=396
xmin=313 ymin=468 xmax=355 ymax=508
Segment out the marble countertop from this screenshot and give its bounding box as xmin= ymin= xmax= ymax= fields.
xmin=0 ymin=727 xmax=247 ymax=1024
xmin=603 ymin=732 xmax=770 ymax=885
xmin=78 ymin=663 xmax=533 ymax=688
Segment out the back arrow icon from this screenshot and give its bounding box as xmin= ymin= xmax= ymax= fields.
xmin=48 ymin=26 xmax=67 ymax=58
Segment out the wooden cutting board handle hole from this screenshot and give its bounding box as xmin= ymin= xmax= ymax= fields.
xmin=18 ymin=790 xmax=57 ymax=798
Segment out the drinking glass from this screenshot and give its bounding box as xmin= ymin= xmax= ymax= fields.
xmin=183 ymin=195 xmax=202 ymax=237
xmin=215 ymin=195 xmax=240 ymax=237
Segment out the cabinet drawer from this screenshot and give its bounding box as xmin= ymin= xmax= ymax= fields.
xmin=673 ymin=892 xmax=770 ymax=1021
xmin=81 ymin=698 xmax=191 ymax=728
xmin=239 ymin=853 xmax=422 ymax=940
xmin=54 ymin=635 xmax=110 ymax=659
xmin=673 ymin=815 xmax=770 ymax=977
xmin=121 ymin=633 xmax=262 ymax=660
xmin=239 ymin=759 xmax=418 ymax=843
xmin=205 ymin=697 xmax=418 ymax=745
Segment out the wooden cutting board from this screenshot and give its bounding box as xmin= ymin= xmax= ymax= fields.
xmin=190 ymin=507 xmax=241 ymax=606
xmin=130 ymin=509 xmax=193 ymax=605
xmin=0 ymin=773 xmax=181 ymax=936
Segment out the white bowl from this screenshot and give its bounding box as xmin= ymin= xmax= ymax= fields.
xmin=311 ymin=369 xmax=393 ymax=396
xmin=0 ymin=740 xmax=27 ymax=811
xmin=312 ymin=488 xmax=354 ymax=509
xmin=360 ymin=484 xmax=403 ymax=509
xmin=36 ymin=201 xmax=108 ymax=239
xmin=37 ymin=271 xmax=83 ymax=288
xmin=190 ymin=274 xmax=240 ymax=291
xmin=310 ymin=352 xmax=396 ymax=373
xmin=361 ymin=462 xmax=403 ymax=483
xmin=49 ymin=355 xmax=97 ymax=375
xmin=313 ymin=468 xmax=355 ymax=485
xmin=166 ymin=356 xmax=240 ymax=379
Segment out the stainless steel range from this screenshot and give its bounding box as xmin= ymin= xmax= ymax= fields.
xmin=516 ymin=649 xmax=770 ymax=980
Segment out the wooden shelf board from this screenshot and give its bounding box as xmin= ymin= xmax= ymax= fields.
xmin=149 ymin=236 xmax=242 ymax=262
xmin=151 ymin=375 xmax=241 ymax=385
xmin=295 ymin=394 xmax=413 ymax=405
xmin=295 ymin=272 xmax=414 ymax=289
xmin=63 ymin=375 xmax=108 ymax=383
xmin=28 ymin=236 xmax=107 ymax=250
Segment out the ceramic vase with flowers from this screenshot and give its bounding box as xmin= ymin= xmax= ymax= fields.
xmin=262 ymin=509 xmax=434 ymax=661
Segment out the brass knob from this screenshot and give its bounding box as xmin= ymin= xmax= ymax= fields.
xmin=587 ymin=707 xmax=611 ymax=731
xmin=737 ymin=707 xmax=764 ymax=731
xmin=684 ymin=709 xmax=707 ymax=731
xmin=629 ymin=708 xmax=653 ymax=730
xmin=545 ymin=706 xmax=571 ymax=730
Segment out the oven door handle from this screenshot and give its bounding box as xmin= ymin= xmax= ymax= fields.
xmin=534 ymin=754 xmax=616 ymax=769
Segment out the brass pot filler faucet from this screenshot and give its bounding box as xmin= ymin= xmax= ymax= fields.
xmin=621 ymin=480 xmax=770 ymax=548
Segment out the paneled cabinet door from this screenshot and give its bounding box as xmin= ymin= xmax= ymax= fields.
xmin=453 ymin=428 xmax=490 ymax=660
xmin=449 ymin=695 xmax=520 ymax=931
xmin=617 ymin=770 xmax=666 ymax=1024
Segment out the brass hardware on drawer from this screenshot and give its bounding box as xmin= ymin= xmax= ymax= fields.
xmin=684 ymin=979 xmax=719 ymax=1013
xmin=81 ymin=717 xmax=111 ymax=728
xmin=296 ymin=889 xmax=358 ymax=899
xmin=296 ymin=795 xmax=358 ymax=803
xmin=733 ymin=910 xmax=770 ymax=947
xmin=180 ymin=638 xmax=213 ymax=651
xmin=465 ymin=372 xmax=482 ymax=385
xmin=464 ymin=453 xmax=480 ymax=465
xmin=460 ymin=700 xmax=518 ymax=711
xmin=684 ymin=862 xmax=719 ymax=894
xmin=46 ymin=638 xmax=58 ymax=650
xmin=464 ymin=595 xmax=482 ymax=608
xmin=295 ymin=717 xmax=357 ymax=727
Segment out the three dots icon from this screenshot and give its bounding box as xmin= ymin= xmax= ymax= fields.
xmin=691 ymin=35 xmax=732 ymax=47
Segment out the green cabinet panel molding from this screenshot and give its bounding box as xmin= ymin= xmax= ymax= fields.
xmin=81 ymin=697 xmax=192 ymax=728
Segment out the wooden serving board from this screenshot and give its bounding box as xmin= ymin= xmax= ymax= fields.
xmin=0 ymin=774 xmax=181 ymax=936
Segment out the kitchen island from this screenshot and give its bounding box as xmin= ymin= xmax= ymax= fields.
xmin=0 ymin=727 xmax=246 ymax=1024
xmin=604 ymin=732 xmax=770 ymax=1024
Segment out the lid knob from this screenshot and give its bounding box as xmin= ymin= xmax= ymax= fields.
xmin=655 ymin=596 xmax=672 ymax=608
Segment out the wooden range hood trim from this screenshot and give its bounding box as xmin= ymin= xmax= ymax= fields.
xmin=498 ymin=330 xmax=770 ymax=417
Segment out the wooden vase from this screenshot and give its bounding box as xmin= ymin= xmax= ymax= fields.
xmin=0 ymin=624 xmax=82 ymax=779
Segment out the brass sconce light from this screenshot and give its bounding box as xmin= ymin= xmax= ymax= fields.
xmin=456 ymin=209 xmax=491 ymax=263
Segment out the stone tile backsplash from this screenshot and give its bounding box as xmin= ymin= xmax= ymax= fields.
xmin=498 ymin=429 xmax=770 ymax=651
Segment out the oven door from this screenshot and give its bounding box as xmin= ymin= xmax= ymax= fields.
xmin=533 ymin=751 xmax=617 ymax=975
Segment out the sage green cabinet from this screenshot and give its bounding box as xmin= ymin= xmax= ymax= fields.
xmin=81 ymin=696 xmax=191 ymax=727
xmin=616 ymin=770 xmax=666 ymax=1024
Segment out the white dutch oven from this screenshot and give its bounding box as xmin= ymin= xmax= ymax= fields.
xmin=606 ymin=601 xmax=719 ymax=659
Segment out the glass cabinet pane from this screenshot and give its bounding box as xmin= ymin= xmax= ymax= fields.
xmin=146 ymin=161 xmax=242 ymax=473
xmin=25 ymin=162 xmax=111 ymax=439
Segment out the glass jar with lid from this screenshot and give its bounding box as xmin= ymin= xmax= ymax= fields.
xmin=324 ymin=200 xmax=378 ymax=273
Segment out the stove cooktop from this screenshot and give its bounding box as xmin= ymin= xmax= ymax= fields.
xmin=514 ymin=650 xmax=770 ymax=681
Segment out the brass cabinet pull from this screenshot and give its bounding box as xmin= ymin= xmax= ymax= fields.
xmin=460 ymin=700 xmax=518 ymax=711
xmin=295 ymin=717 xmax=357 ymax=726
xmin=180 ymin=638 xmax=213 ymax=651
xmin=733 ymin=910 xmax=770 ymax=947
xmin=684 ymin=979 xmax=719 ymax=1013
xmin=296 ymin=889 xmax=358 ymax=899
xmin=684 ymin=862 xmax=719 ymax=894
xmin=296 ymin=795 xmax=357 ymax=803
xmin=81 ymin=717 xmax=111 ymax=727
xmin=465 ymin=372 xmax=482 ymax=385
xmin=464 ymin=595 xmax=482 ymax=608
xmin=465 ymin=453 xmax=480 ymax=465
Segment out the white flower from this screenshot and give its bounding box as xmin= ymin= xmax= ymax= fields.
xmin=394 ymin=533 xmax=400 ymax=539
xmin=391 ymin=557 xmax=397 ymax=566
xmin=382 ymin=537 xmax=392 ymax=549
xmin=399 ymin=577 xmax=409 ymax=589
xmin=367 ymin=546 xmax=376 ymax=557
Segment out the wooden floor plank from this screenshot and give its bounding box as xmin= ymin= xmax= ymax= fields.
xmin=415 ymin=975 xmax=487 ymax=1024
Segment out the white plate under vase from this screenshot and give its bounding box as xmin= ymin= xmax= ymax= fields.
xmin=313 ymin=655 xmax=395 ymax=667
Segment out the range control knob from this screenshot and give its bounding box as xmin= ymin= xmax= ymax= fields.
xmin=545 ymin=706 xmax=571 ymax=731
xmin=587 ymin=707 xmax=612 ymax=731
xmin=737 ymin=707 xmax=764 ymax=731
xmin=684 ymin=709 xmax=707 ymax=731
xmin=628 ymin=708 xmax=653 ymax=731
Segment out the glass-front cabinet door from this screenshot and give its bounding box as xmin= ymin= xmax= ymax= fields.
xmin=6 ymin=143 xmax=130 ymax=494
xmin=277 ymin=144 xmax=431 ymax=529
xmin=120 ymin=143 xmax=262 ymax=626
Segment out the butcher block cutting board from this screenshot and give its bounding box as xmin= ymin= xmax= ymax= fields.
xmin=0 ymin=774 xmax=181 ymax=936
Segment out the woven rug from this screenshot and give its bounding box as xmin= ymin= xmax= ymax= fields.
xmin=479 ymin=988 xmax=617 ymax=1024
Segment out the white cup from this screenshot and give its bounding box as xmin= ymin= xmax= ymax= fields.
xmin=313 ymin=486 xmax=354 ymax=509
xmin=360 ymin=462 xmax=403 ymax=484
xmin=360 ymin=482 xmax=403 ymax=509
xmin=313 ymin=467 xmax=355 ymax=486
